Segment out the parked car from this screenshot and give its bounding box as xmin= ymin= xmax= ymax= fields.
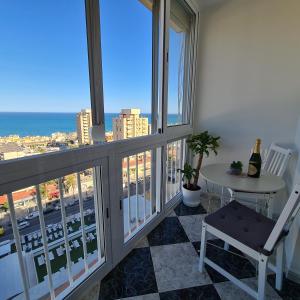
xmin=43 ymin=207 xmax=54 ymax=214
xmin=17 ymin=221 xmax=30 ymax=230
xmin=25 ymin=211 xmax=39 ymax=220
xmin=17 ymin=216 xmax=26 ymax=223
xmin=0 ymin=226 xmax=5 ymax=236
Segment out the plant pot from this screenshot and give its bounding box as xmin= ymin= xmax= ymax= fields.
xmin=182 ymin=184 xmax=201 ymax=207
xmin=229 ymin=168 xmax=242 ymax=176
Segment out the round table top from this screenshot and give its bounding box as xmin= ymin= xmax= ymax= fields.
xmin=200 ymin=163 xmax=285 ymax=193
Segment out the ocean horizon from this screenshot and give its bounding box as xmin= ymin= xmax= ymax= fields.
xmin=0 ymin=112 xmax=179 ymax=137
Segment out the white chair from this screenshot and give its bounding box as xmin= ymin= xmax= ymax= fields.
xmin=263 ymin=143 xmax=292 ymax=177
xmin=199 ymin=184 xmax=300 ymax=300
xmin=227 ymin=143 xmax=292 ymax=216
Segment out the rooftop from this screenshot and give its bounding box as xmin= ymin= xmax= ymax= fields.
xmin=0 ymin=142 xmax=23 ymax=153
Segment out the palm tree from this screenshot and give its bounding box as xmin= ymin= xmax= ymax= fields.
xmin=2 ymin=201 xmax=9 ymax=212
xmin=65 ymin=174 xmax=76 ymax=199
xmin=40 ymin=183 xmax=48 ymax=200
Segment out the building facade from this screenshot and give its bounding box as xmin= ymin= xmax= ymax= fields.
xmin=113 ymin=109 xmax=149 ymax=140
xmin=76 ymin=109 xmax=93 ymax=145
xmin=0 ymin=143 xmax=24 ymax=160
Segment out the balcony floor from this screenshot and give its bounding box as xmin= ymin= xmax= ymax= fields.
xmin=98 ymin=194 xmax=300 ymax=300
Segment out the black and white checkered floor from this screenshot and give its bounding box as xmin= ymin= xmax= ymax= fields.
xmin=99 ymin=195 xmax=300 ymax=300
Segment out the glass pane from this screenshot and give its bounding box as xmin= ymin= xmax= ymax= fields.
xmin=166 ymin=139 xmax=185 ymax=203
xmin=0 ymin=1 xmax=91 ymax=160
xmin=100 ymin=0 xmax=154 ymax=141
xmin=167 ymin=0 xmax=193 ymax=126
xmin=122 ymin=149 xmax=160 ymax=242
xmin=0 ymin=166 xmax=105 ymax=299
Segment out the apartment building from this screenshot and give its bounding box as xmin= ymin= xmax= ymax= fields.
xmin=0 ymin=142 xmax=24 ymax=160
xmin=112 ymin=108 xmax=149 ymax=140
xmin=76 ymin=109 xmax=93 ymax=145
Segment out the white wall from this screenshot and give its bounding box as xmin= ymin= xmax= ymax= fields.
xmin=194 ymin=0 xmax=300 ymax=280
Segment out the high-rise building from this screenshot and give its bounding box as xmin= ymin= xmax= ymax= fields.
xmin=113 ymin=109 xmax=149 ymax=140
xmin=77 ymin=109 xmax=93 ymax=145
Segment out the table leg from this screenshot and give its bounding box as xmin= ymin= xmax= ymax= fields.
xmin=223 ymin=189 xmax=235 ymax=251
xmin=267 ymin=193 xmax=275 ymax=219
xmin=255 ymin=198 xmax=258 ymax=212
xmin=205 ymin=180 xmax=209 ymax=193
xmin=229 ymin=189 xmax=235 ymax=202
xmin=220 ymin=186 xmax=224 ymax=207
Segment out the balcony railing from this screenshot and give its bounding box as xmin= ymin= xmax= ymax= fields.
xmin=0 ymin=129 xmax=190 ymax=299
xmin=166 ymin=139 xmax=185 ymax=203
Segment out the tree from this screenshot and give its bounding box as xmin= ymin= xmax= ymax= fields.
xmin=64 ymin=174 xmax=76 ymax=199
xmin=2 ymin=201 xmax=9 ymax=212
xmin=177 ymin=163 xmax=196 ymax=190
xmin=187 ymin=131 xmax=220 ymax=188
xmin=40 ymin=183 xmax=48 ymax=200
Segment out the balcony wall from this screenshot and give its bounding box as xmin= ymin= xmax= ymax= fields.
xmin=194 ymin=0 xmax=300 ymax=281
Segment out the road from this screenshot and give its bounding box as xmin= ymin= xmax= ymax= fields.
xmin=0 ymin=178 xmax=152 ymax=243
xmin=0 ymin=198 xmax=95 ymax=243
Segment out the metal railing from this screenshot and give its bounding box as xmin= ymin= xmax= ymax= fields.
xmin=166 ymin=139 xmax=185 ymax=203
xmin=122 ymin=149 xmax=158 ymax=241
xmin=2 ymin=165 xmax=105 ymax=300
xmin=0 ymin=128 xmax=191 ymax=299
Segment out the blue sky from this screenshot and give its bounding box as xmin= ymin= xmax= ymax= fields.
xmin=0 ymin=0 xmax=182 ymax=114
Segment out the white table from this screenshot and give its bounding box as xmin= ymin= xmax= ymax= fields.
xmin=200 ymin=163 xmax=286 ymax=217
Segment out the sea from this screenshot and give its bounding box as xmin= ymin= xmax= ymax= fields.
xmin=0 ymin=112 xmax=179 ymax=137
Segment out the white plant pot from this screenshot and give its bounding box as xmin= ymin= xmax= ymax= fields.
xmin=182 ymin=185 xmax=201 ymax=207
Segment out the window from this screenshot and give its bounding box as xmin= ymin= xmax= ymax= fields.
xmin=0 ymin=1 xmax=91 ymax=160
xmin=166 ymin=139 xmax=185 ymax=203
xmin=1 ymin=165 xmax=106 ymax=299
xmin=167 ymin=0 xmax=194 ymax=126
xmin=122 ymin=149 xmax=158 ymax=241
xmin=100 ymin=0 xmax=155 ymax=141
xmin=0 ymin=0 xmax=198 ymax=298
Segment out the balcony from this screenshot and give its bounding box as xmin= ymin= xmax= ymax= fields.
xmin=1 ymin=0 xmax=300 ymax=299
xmin=97 ymin=196 xmax=300 ymax=300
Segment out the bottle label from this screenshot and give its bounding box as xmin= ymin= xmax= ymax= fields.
xmin=248 ymin=164 xmax=257 ymax=176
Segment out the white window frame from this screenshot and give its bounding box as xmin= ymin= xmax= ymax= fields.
xmin=0 ymin=0 xmax=199 ymax=298
xmin=163 ymin=0 xmax=199 ymax=133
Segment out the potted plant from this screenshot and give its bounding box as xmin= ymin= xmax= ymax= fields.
xmin=229 ymin=161 xmax=243 ymax=175
xmin=178 ymin=131 xmax=220 ymax=207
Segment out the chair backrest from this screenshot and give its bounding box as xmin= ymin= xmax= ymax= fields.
xmin=263 ymin=143 xmax=292 ymax=177
xmin=264 ymin=183 xmax=300 ymax=252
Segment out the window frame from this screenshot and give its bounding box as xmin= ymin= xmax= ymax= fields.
xmin=0 ymin=1 xmax=200 ymax=298
xmin=163 ymin=0 xmax=199 ymax=132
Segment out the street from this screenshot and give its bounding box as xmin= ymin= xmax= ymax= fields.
xmin=0 ymin=197 xmax=95 ymax=243
xmin=0 ymin=177 xmax=152 ymax=243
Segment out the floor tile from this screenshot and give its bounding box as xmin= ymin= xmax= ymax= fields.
xmin=118 ymin=293 xmax=160 ymax=300
xmin=178 ymin=214 xmax=215 ymax=242
xmin=214 ymin=277 xmax=282 ymax=300
xmin=135 ymin=237 xmax=149 ymax=248
xmin=99 ymin=248 xmax=157 ymax=300
xmin=200 ymin=193 xmax=221 ymax=214
xmin=267 ymin=274 xmax=300 ymax=300
xmin=193 ymin=238 xmax=244 ymax=256
xmin=147 ymin=217 xmax=189 ymax=246
xmin=174 ymin=202 xmax=207 ymax=216
xmin=150 ymin=242 xmax=212 ymax=292
xmin=167 ymin=210 xmax=177 ymax=217
xmin=192 ymin=240 xmax=256 ymax=283
xmin=159 ymin=284 xmax=221 ymax=300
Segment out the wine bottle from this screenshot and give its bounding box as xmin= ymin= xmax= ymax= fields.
xmin=247 ymin=139 xmax=262 ymax=178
